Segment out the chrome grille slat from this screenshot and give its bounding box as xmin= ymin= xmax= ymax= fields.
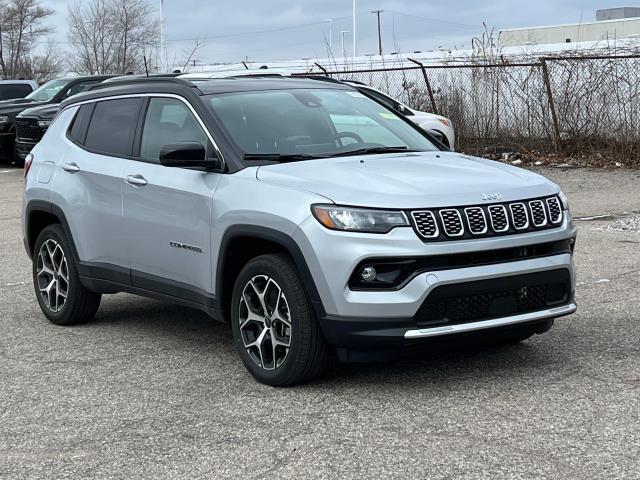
xmin=439 ymin=209 xmax=464 ymax=237
xmin=546 ymin=197 xmax=563 ymax=224
xmin=411 ymin=210 xmax=439 ymax=238
xmin=409 ymin=195 xmax=562 ymax=241
xmin=529 ymin=200 xmax=548 ymax=227
xmin=464 ymin=207 xmax=487 ymax=235
xmin=488 ymin=205 xmax=509 ymax=232
xmin=509 ymin=203 xmax=529 ymax=230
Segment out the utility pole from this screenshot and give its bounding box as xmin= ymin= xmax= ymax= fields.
xmin=352 ymin=0 xmax=357 ymax=57
xmin=371 ymin=9 xmax=383 ymax=56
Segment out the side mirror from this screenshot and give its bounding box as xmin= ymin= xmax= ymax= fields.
xmin=159 ymin=142 xmax=222 ymax=170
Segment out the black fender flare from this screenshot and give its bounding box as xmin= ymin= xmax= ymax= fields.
xmin=24 ymin=200 xmax=80 ymax=263
xmin=215 ymin=225 xmax=326 ymax=320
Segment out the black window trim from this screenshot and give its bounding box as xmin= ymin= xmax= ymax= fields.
xmin=63 ymin=92 xmax=227 ymax=168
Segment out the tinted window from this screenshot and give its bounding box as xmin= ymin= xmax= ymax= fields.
xmin=361 ymin=88 xmax=398 ymax=111
xmin=68 ymin=104 xmax=94 ymax=143
xmin=84 ymin=98 xmax=142 ymax=156
xmin=65 ymin=80 xmax=101 ymax=98
xmin=0 ymin=83 xmax=33 ymax=100
xmin=140 ymin=98 xmax=209 ymax=161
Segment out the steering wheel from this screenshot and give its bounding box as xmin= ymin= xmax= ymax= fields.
xmin=334 ymin=131 xmax=364 ymax=146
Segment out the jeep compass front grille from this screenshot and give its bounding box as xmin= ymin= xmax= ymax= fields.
xmin=409 ymin=196 xmax=563 ymax=242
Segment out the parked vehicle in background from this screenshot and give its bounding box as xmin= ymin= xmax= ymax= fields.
xmin=0 ymin=80 xmax=38 ymax=100
xmin=14 ymin=74 xmax=179 ymax=162
xmin=5 ymin=75 xmax=114 ymax=166
xmin=342 ymin=81 xmax=455 ymax=149
xmin=23 ymin=76 xmax=576 ymax=386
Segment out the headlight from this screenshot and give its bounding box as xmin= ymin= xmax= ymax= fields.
xmin=559 ymin=191 xmax=570 ymax=211
xmin=437 ymin=118 xmax=450 ymax=127
xmin=0 ymin=115 xmax=9 ymax=124
xmin=38 ymin=120 xmax=51 ymax=129
xmin=311 ymin=205 xmax=409 ymax=233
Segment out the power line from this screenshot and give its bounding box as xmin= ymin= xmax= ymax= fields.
xmin=165 ymin=14 xmax=360 ymax=44
xmin=385 ymin=10 xmax=481 ymax=29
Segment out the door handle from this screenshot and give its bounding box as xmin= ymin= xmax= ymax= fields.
xmin=62 ymin=162 xmax=80 ymax=173
xmin=125 ymin=174 xmax=148 ymax=187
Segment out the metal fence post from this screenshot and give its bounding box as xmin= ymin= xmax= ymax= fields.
xmin=540 ymin=57 xmax=562 ymax=153
xmin=407 ymin=58 xmax=439 ymax=115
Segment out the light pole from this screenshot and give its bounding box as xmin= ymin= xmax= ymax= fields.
xmin=323 ymin=19 xmax=333 ymax=55
xmin=341 ymin=30 xmax=351 ymax=59
xmin=159 ymin=0 xmax=165 ymax=70
xmin=352 ymin=0 xmax=357 ymax=58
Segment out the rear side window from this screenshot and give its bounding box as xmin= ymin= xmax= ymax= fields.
xmin=84 ymin=98 xmax=142 ymax=156
xmin=68 ymin=104 xmax=94 ymax=143
xmin=0 ymin=83 xmax=33 ymax=100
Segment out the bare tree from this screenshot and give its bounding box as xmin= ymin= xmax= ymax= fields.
xmin=67 ymin=0 xmax=159 ymax=75
xmin=0 ymin=0 xmax=54 ymax=79
xmin=20 ymin=41 xmax=64 ymax=82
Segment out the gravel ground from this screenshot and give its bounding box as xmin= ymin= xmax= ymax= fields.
xmin=1 ymin=166 xmax=639 ymax=479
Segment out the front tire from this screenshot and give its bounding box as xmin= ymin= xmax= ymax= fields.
xmin=32 ymin=224 xmax=101 ymax=326
xmin=231 ymin=254 xmax=331 ymax=386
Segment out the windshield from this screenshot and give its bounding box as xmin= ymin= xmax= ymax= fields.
xmin=25 ymin=79 xmax=68 ymax=102
xmin=205 ymin=88 xmax=438 ymax=160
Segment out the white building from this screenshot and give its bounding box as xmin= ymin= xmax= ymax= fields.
xmin=499 ymin=9 xmax=640 ymax=47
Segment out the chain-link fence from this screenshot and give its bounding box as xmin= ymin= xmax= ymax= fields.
xmin=308 ymin=54 xmax=640 ymax=165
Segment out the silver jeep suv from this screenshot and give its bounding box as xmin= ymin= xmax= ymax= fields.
xmin=22 ymin=76 xmax=576 ymax=386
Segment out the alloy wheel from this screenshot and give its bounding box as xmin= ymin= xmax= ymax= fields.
xmin=238 ymin=275 xmax=291 ymax=370
xmin=36 ymin=239 xmax=69 ymax=313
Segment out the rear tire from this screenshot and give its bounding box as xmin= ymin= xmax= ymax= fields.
xmin=32 ymin=224 xmax=101 ymax=326
xmin=230 ymin=254 xmax=331 ymax=386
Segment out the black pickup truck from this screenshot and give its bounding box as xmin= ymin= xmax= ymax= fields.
xmin=1 ymin=75 xmax=114 ymax=166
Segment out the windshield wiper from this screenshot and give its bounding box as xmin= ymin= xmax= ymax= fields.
xmin=328 ymin=146 xmax=417 ymax=158
xmin=243 ymin=153 xmax=322 ymax=162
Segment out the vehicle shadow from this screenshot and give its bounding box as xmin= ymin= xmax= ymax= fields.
xmin=89 ymin=294 xmax=573 ymax=389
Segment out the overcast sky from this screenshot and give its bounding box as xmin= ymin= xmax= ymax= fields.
xmin=42 ymin=0 xmax=624 ymax=65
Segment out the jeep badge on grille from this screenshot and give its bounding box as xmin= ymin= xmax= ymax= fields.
xmin=482 ymin=193 xmax=502 ymax=201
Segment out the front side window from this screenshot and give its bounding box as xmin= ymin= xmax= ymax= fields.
xmin=205 ymin=88 xmax=437 ymax=160
xmin=26 ymin=79 xmax=69 ymax=102
xmin=139 ymin=98 xmax=209 ymax=161
xmin=84 ymin=98 xmax=142 ymax=156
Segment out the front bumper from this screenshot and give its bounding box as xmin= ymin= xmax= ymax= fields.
xmin=15 ymin=139 xmax=37 ymax=159
xmin=294 ymin=212 xmax=577 ymax=348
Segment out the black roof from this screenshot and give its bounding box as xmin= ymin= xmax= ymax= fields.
xmin=60 ymin=76 xmax=354 ymax=109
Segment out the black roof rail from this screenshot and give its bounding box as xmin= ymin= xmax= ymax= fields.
xmin=87 ymin=76 xmax=197 ymax=92
xmin=292 ymin=74 xmax=348 ymax=85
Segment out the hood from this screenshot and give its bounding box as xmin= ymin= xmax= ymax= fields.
xmin=18 ymin=103 xmax=61 ymax=120
xmin=0 ymin=98 xmax=43 ymax=116
xmin=256 ymin=152 xmax=559 ymax=209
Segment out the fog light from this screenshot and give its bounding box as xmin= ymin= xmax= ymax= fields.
xmin=361 ymin=266 xmax=377 ymax=282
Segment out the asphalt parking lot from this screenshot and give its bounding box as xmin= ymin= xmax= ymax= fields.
xmin=1 ymin=165 xmax=639 ymax=479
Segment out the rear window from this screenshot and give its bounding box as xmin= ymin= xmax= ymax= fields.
xmin=84 ymin=98 xmax=142 ymax=156
xmin=0 ymin=83 xmax=33 ymax=100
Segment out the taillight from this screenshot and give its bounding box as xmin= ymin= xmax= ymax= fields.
xmin=24 ymin=153 xmax=33 ymax=178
